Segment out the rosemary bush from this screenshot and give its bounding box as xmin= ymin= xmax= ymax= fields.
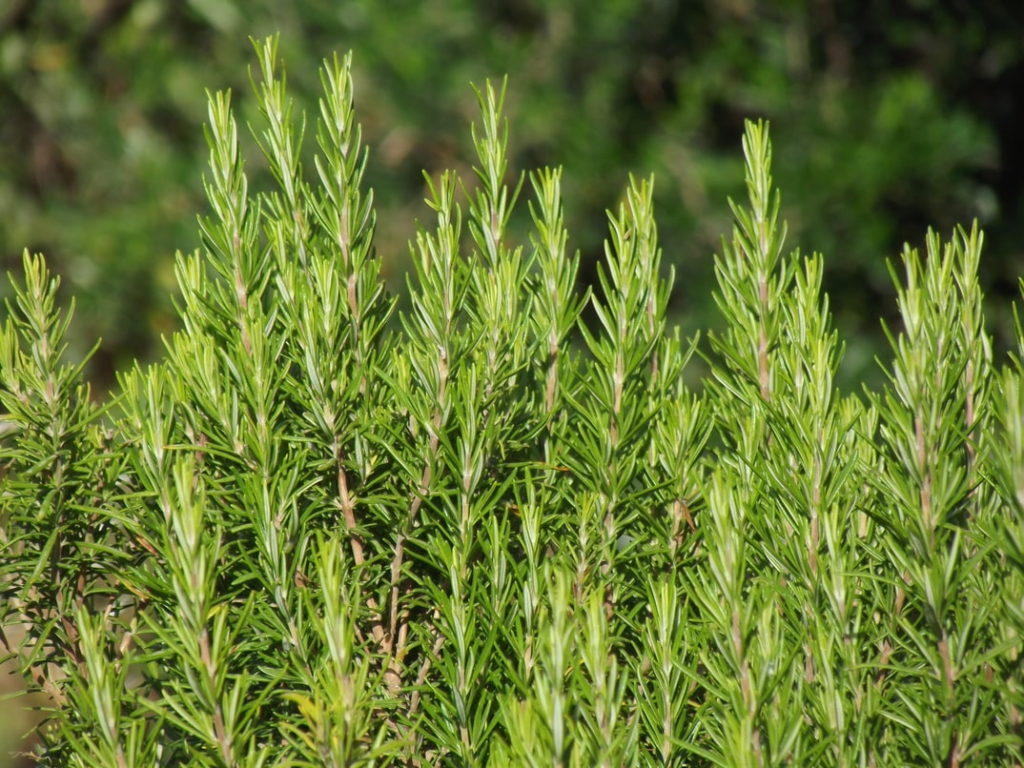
xmin=2 ymin=38 xmax=1022 ymax=766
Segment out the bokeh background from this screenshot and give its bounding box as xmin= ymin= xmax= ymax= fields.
xmin=1 ymin=1 xmax=1023 ymax=760
xmin=3 ymin=1 xmax=1023 ymax=395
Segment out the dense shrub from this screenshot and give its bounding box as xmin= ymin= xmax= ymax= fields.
xmin=2 ymin=39 xmax=1022 ymax=766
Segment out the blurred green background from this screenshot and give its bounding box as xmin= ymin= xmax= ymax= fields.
xmin=2 ymin=0 xmax=1023 ymax=394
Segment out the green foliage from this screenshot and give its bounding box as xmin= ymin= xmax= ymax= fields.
xmin=2 ymin=39 xmax=1022 ymax=766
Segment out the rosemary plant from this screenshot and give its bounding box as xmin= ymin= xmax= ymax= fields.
xmin=2 ymin=37 xmax=1021 ymax=766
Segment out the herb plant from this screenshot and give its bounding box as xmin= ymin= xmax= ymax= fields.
xmin=2 ymin=38 xmax=1022 ymax=766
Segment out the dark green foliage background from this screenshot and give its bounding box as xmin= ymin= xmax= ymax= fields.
xmin=2 ymin=0 xmax=1022 ymax=387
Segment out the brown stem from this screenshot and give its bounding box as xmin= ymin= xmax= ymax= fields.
xmin=947 ymin=742 xmax=961 ymax=768
xmin=409 ymin=632 xmax=446 ymax=717
xmin=336 ymin=443 xmax=387 ymax=653
xmin=384 ymin=428 xmax=439 ymax=694
xmin=336 ymin=446 xmax=364 ymax=567
xmin=938 ymin=630 xmax=955 ymax=700
xmin=875 ymin=639 xmax=893 ymax=688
